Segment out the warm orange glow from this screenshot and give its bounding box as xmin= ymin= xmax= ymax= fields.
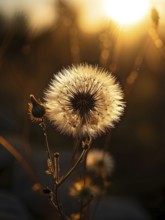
xmin=103 ymin=0 xmax=150 ymax=25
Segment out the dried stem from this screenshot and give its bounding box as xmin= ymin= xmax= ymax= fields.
xmin=52 ymin=185 xmax=69 ymax=220
xmin=54 ymin=152 xmax=60 ymax=182
xmin=91 ymin=195 xmax=103 ymax=220
xmin=40 ymin=118 xmax=54 ymax=174
xmin=40 ymin=119 xmax=92 ymax=220
xmin=79 ymin=199 xmax=83 ymax=220
xmin=57 ymin=147 xmax=88 ymax=186
xmin=41 ymin=119 xmax=52 ymax=159
xmin=71 ymin=137 xmax=81 ymax=165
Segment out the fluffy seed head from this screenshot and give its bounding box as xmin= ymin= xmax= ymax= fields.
xmin=44 ymin=64 xmax=125 ymax=138
xmin=86 ymin=149 xmax=114 ymax=176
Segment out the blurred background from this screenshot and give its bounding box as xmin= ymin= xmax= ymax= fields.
xmin=0 ymin=0 xmax=164 ymax=219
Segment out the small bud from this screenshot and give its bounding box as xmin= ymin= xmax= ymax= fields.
xmin=43 ymin=187 xmax=51 ymax=194
xmin=30 ymin=95 xmax=45 ymax=117
xmin=45 ymin=169 xmax=51 ymax=175
xmin=82 ymin=138 xmax=91 ymax=150
xmin=28 ymin=94 xmax=46 ymax=122
xmin=54 ymin=152 xmax=60 ymax=158
xmin=46 ymin=158 xmax=53 ymax=175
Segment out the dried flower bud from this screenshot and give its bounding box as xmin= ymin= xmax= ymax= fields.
xmin=29 ymin=94 xmax=46 ymax=121
xmin=43 ymin=187 xmax=52 ymax=195
xmin=46 ymin=158 xmax=53 ymax=175
xmin=54 ymin=152 xmax=60 ymax=158
xmin=82 ymin=138 xmax=91 ymax=150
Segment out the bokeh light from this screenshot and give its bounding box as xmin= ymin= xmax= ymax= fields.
xmin=0 ymin=0 xmax=58 ymax=31
xmin=102 ymin=0 xmax=151 ymax=25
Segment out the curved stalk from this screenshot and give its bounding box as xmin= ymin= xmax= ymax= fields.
xmin=41 ymin=119 xmax=52 ymax=161
xmin=52 ymin=184 xmax=69 ymax=220
xmin=40 ymin=118 xmax=55 ymax=176
xmin=57 ymin=148 xmax=88 ymax=186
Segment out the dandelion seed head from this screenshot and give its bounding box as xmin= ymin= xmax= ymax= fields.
xmin=44 ymin=64 xmax=125 ymax=138
xmin=86 ymin=149 xmax=114 ymax=176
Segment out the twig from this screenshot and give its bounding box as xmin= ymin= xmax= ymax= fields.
xmin=40 ymin=119 xmax=53 ymax=162
xmin=57 ymin=148 xmax=88 ymax=186
xmin=52 ymin=184 xmax=69 ymax=220
xmin=54 ymin=152 xmax=60 ymax=181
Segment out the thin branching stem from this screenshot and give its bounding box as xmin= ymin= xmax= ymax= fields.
xmin=79 ymin=199 xmax=83 ymax=220
xmin=53 ymin=184 xmax=69 ymax=220
xmin=54 ymin=153 xmax=60 ymax=181
xmin=41 ymin=118 xmax=51 ymax=159
xmin=71 ymin=137 xmax=81 ymax=165
xmin=91 ymin=195 xmax=103 ymax=220
xmin=57 ymin=148 xmax=88 ymax=186
xmin=41 ymin=118 xmax=54 ymax=174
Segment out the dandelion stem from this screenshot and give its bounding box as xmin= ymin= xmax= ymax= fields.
xmin=79 ymin=199 xmax=83 ymax=220
xmin=57 ymin=148 xmax=88 ymax=186
xmin=52 ymin=184 xmax=69 ymax=220
xmin=71 ymin=137 xmax=81 ymax=165
xmin=91 ymin=195 xmax=102 ymax=220
xmin=54 ymin=152 xmax=60 ymax=181
xmin=40 ymin=118 xmax=54 ymax=173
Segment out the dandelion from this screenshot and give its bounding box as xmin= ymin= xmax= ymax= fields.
xmin=44 ymin=64 xmax=124 ymax=138
xmin=69 ymin=178 xmax=100 ymax=201
xmin=86 ymin=149 xmax=114 ymax=176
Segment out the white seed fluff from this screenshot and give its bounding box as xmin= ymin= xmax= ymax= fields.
xmin=44 ymin=64 xmax=125 ymax=138
xmin=86 ymin=149 xmax=114 ymax=175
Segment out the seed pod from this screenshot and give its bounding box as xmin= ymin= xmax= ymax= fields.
xmin=29 ymin=94 xmax=46 ymax=120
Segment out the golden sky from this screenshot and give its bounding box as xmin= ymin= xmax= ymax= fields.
xmin=0 ymin=0 xmax=164 ymax=32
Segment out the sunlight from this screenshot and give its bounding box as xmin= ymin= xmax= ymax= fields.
xmin=103 ymin=0 xmax=150 ymax=25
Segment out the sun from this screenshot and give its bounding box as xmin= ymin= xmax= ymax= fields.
xmin=103 ymin=0 xmax=150 ymax=25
